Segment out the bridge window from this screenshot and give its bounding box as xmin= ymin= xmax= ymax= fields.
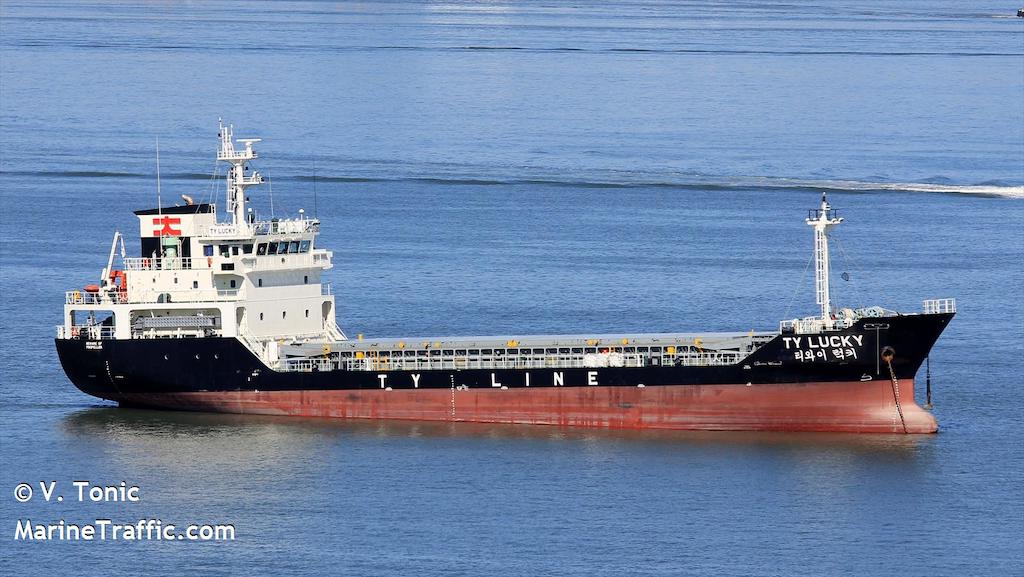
xmin=289 ymin=241 xmax=300 ymax=253
xmin=267 ymin=243 xmax=278 ymax=255
xmin=203 ymin=245 xmax=214 ymax=257
xmin=256 ymin=243 xmax=268 ymax=255
xmin=277 ymin=241 xmax=289 ymax=254
xmin=219 ymin=244 xmax=229 ymax=257
xmin=299 ymin=240 xmax=311 ymax=252
xmin=243 ymin=244 xmax=254 ymax=254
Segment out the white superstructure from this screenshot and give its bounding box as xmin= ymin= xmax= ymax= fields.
xmin=59 ymin=122 xmax=345 ymax=362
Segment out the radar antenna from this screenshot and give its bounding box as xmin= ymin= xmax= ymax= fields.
xmin=217 ymin=119 xmax=265 ymax=228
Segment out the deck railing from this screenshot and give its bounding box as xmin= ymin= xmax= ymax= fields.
xmin=129 ymin=288 xmax=243 ymax=304
xmin=320 ymin=349 xmax=745 ymax=373
xmin=780 ymin=318 xmax=829 ymax=334
xmin=923 ymin=298 xmax=957 ymax=314
xmin=198 ymin=219 xmax=320 ymax=239
xmin=66 ymin=290 xmax=127 ymax=305
xmin=66 ymin=288 xmax=242 ymax=305
xmin=283 ymin=358 xmax=335 ymax=372
xmin=56 ymin=325 xmax=116 ymax=339
xmin=123 ymin=257 xmax=197 ymax=271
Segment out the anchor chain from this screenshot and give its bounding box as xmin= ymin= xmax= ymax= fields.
xmin=450 ymin=375 xmax=456 ymax=419
xmin=886 ymin=360 xmax=908 ymax=434
xmin=925 ymin=355 xmax=933 ymax=409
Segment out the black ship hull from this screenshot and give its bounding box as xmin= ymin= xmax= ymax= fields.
xmin=56 ymin=313 xmax=953 ymax=433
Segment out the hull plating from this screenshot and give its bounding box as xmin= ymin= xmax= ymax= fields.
xmin=55 ymin=313 xmax=951 ymax=434
xmin=114 ymin=380 xmax=935 ymax=433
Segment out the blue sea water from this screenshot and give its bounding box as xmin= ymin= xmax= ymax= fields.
xmin=1 ymin=1 xmax=1022 ymax=575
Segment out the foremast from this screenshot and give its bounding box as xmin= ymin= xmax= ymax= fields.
xmin=807 ymin=193 xmax=843 ymax=329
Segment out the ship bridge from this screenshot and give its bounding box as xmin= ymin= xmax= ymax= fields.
xmin=58 ymin=121 xmax=343 ymax=346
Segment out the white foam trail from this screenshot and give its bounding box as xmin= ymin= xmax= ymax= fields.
xmin=801 ymin=179 xmax=1024 ymax=198
xmin=724 ymin=176 xmax=1024 ymax=198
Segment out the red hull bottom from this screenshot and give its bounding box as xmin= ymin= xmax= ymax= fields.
xmin=118 ymin=380 xmax=937 ymax=433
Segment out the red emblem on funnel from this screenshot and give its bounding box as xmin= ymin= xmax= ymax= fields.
xmin=153 ymin=216 xmax=182 ymax=236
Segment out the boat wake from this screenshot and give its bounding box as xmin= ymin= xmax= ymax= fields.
xmin=5 ymin=169 xmax=1021 ymax=198
xmin=298 ymin=173 xmax=1024 ymax=199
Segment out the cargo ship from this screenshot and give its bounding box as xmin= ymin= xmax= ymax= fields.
xmin=55 ymin=123 xmax=956 ymax=433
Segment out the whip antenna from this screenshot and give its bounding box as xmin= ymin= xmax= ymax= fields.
xmin=156 ymin=136 xmax=162 ymax=214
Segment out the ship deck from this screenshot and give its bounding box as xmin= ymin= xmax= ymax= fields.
xmin=278 ymin=331 xmax=777 ymax=373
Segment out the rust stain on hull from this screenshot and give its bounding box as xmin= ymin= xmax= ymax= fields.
xmin=118 ymin=380 xmax=937 ymax=434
